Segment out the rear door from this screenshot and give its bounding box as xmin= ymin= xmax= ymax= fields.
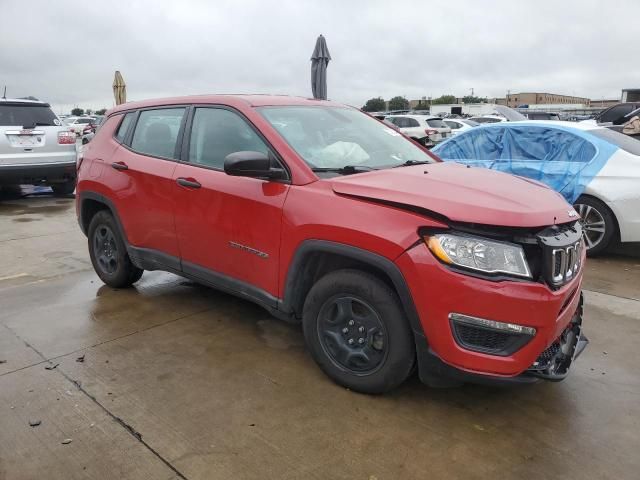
xmin=172 ymin=106 xmax=289 ymax=299
xmin=108 ymin=107 xmax=186 ymax=264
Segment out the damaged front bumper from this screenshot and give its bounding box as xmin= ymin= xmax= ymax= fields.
xmin=417 ymin=294 xmax=588 ymax=387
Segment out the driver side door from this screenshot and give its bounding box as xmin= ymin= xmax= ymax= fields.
xmin=172 ymin=106 xmax=289 ymax=301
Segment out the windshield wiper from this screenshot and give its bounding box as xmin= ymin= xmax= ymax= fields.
xmin=311 ymin=165 xmax=378 ymax=175
xmin=393 ymin=160 xmax=431 ymax=168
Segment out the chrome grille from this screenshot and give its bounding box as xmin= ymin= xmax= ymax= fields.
xmin=550 ymin=240 xmax=582 ymax=286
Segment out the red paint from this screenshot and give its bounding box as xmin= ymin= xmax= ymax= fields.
xmin=78 ymin=95 xmax=585 ymax=380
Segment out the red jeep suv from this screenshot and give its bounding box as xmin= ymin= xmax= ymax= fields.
xmin=76 ymin=95 xmax=588 ymax=393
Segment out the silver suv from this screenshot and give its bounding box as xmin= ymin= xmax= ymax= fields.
xmin=0 ymin=98 xmax=77 ymax=194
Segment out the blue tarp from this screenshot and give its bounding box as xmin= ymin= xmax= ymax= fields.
xmin=432 ymin=123 xmax=618 ymax=203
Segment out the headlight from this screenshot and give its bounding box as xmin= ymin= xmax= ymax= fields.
xmin=426 ymin=233 xmax=531 ymax=279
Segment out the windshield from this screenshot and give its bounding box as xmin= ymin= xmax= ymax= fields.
xmin=0 ymin=103 xmax=58 ymax=127
xmin=258 ymin=106 xmax=436 ymax=172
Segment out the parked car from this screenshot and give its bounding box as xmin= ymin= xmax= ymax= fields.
xmin=592 ymin=102 xmax=640 ymax=125
xmin=433 ymin=121 xmax=640 ymax=255
xmin=443 ymin=118 xmax=479 ymax=135
xmin=64 ymin=116 xmax=95 ymax=135
xmin=523 ymin=111 xmax=561 ymax=121
xmin=469 ymin=115 xmax=506 ymax=124
xmin=77 ymin=95 xmax=587 ymax=393
xmin=385 ymin=114 xmax=452 ymax=146
xmin=0 ymin=98 xmax=77 ymax=194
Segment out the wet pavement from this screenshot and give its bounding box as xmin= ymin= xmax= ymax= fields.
xmin=1 ymin=191 xmax=639 ymax=480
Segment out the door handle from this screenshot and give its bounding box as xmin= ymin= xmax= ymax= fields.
xmin=176 ymin=177 xmax=201 ymax=189
xmin=111 ymin=161 xmax=128 ymax=171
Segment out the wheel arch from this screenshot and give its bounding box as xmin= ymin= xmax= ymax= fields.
xmin=279 ymin=240 xmax=422 ymax=335
xmin=575 ymin=192 xmax=621 ymax=242
xmin=78 ymin=191 xmax=128 ymax=242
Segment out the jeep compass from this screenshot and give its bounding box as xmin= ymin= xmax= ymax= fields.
xmin=76 ymin=95 xmax=588 ymax=393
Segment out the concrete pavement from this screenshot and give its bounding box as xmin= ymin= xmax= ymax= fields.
xmin=1 ymin=192 xmax=639 ymax=480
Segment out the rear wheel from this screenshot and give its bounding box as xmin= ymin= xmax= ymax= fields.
xmin=573 ymin=195 xmax=616 ymax=256
xmin=51 ymin=179 xmax=76 ymax=196
xmin=88 ymin=210 xmax=143 ymax=288
xmin=302 ymin=269 xmax=415 ymax=394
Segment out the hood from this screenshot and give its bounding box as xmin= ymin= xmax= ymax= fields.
xmin=331 ymin=163 xmax=576 ymax=227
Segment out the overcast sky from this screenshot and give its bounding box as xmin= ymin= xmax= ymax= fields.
xmin=1 ymin=0 xmax=637 ymax=113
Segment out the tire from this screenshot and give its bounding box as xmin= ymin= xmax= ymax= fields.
xmin=302 ymin=269 xmax=415 ymax=394
xmin=573 ymin=195 xmax=616 ymax=256
xmin=51 ymin=179 xmax=76 ymax=196
xmin=88 ymin=210 xmax=143 ymax=288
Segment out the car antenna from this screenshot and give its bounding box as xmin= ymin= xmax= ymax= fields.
xmin=2 ymin=86 xmax=6 ymax=99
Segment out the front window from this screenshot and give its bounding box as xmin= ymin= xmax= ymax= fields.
xmin=258 ymin=106 xmax=435 ymax=173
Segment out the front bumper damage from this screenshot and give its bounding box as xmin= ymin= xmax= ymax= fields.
xmin=416 ymin=293 xmax=588 ymax=387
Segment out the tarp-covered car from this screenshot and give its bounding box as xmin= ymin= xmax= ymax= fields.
xmin=432 ymin=121 xmax=640 ymax=254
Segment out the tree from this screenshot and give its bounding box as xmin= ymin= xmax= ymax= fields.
xmin=362 ymin=97 xmax=386 ymax=112
xmin=431 ymin=95 xmax=457 ymax=105
xmin=462 ymin=95 xmax=486 ymax=104
xmin=415 ymin=101 xmax=430 ymax=110
xmin=95 ymin=108 xmax=107 ymax=115
xmin=85 ymin=109 xmax=93 ymax=115
xmin=388 ymin=96 xmax=409 ymax=111
xmin=71 ymin=107 xmax=84 ymax=116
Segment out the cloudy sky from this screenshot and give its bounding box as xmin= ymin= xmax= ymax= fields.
xmin=1 ymin=0 xmax=637 ymax=113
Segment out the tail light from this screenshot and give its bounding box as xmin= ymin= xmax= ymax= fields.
xmin=425 ymin=129 xmax=438 ymax=135
xmin=58 ymin=131 xmax=76 ymax=144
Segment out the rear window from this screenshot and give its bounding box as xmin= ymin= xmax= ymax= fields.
xmin=588 ymin=128 xmax=640 ymax=156
xmin=0 ymin=103 xmax=58 ymax=127
xmin=426 ymin=118 xmax=446 ymax=128
xmin=130 ymin=108 xmax=186 ymax=159
xmin=114 ymin=112 xmax=136 ymax=143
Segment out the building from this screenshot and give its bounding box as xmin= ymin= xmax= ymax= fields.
xmin=505 ymin=92 xmax=590 ymax=108
xmin=621 ymin=88 xmax=640 ymax=102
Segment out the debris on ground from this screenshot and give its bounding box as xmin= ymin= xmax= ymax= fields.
xmin=0 ymin=360 xmax=7 ymax=364
xmin=76 ymin=354 xmax=85 ymax=363
xmin=61 ymin=438 xmax=72 ymax=445
xmin=44 ymin=363 xmax=59 ymax=370
xmin=29 ymin=420 xmax=41 ymax=427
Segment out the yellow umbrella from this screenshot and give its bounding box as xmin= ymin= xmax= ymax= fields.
xmin=112 ymin=71 xmax=126 ymax=105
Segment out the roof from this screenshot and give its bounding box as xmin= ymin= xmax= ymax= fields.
xmin=503 ymin=120 xmax=604 ymax=131
xmin=109 ymin=94 xmax=343 ymax=115
xmin=0 ymin=97 xmax=48 ymax=106
xmin=385 ymin=114 xmax=439 ymax=119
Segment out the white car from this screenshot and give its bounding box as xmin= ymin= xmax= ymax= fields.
xmin=385 ymin=114 xmax=452 ymax=147
xmin=468 ymin=115 xmax=506 ymax=124
xmin=63 ymin=116 xmax=95 ymax=135
xmin=443 ymin=118 xmax=479 ymax=135
xmin=0 ymin=98 xmax=77 ymax=194
xmin=433 ymin=120 xmax=640 ymax=254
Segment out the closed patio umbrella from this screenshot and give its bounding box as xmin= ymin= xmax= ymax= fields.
xmin=311 ymin=35 xmax=331 ymax=100
xmin=113 ymin=71 xmax=126 ymax=105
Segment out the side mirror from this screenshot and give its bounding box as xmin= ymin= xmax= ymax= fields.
xmin=223 ymin=151 xmax=285 ymax=180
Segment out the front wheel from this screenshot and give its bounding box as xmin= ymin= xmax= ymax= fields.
xmin=573 ymin=196 xmax=616 ymax=256
xmin=302 ymin=269 xmax=415 ymax=394
xmin=88 ymin=210 xmax=143 ymax=288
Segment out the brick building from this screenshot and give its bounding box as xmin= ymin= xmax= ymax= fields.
xmin=505 ymin=92 xmax=590 ymax=108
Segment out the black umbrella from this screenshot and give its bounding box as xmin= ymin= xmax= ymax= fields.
xmin=311 ymin=35 xmax=331 ymax=100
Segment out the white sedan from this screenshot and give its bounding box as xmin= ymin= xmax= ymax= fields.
xmin=433 ymin=121 xmax=640 ymax=255
xmin=443 ymin=118 xmax=480 ymax=135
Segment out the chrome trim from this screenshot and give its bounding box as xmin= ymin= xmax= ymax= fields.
xmin=449 ymin=312 xmax=537 ymax=336
xmin=550 ymin=240 xmax=582 ymax=286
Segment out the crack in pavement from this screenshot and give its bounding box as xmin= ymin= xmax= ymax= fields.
xmin=1 ymin=319 xmax=200 ymax=480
